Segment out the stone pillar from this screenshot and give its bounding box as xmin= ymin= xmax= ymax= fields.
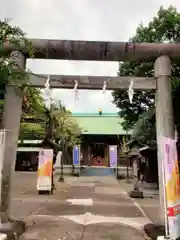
xmin=154 ymin=55 xmax=174 ymax=224
xmin=0 ymin=51 xmax=26 ymax=224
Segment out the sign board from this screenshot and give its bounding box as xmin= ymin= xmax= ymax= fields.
xmin=37 ymin=149 xmax=53 ymax=191
xmin=54 ymin=151 xmax=62 ymax=168
xmin=73 ymin=145 xmax=80 ymax=165
xmin=109 ymin=145 xmax=117 ymax=167
xmin=163 ymin=137 xmax=180 ymax=240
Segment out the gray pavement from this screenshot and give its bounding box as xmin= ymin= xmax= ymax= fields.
xmin=119 ymin=179 xmax=160 ymax=223
xmin=9 ymin=172 xmax=152 ymax=239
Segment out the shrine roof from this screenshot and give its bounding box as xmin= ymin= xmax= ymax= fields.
xmin=72 ymin=112 xmax=132 ymax=135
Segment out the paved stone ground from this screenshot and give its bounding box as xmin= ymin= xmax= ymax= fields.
xmin=10 ymin=172 xmax=151 ymax=239
xmin=119 ymin=179 xmax=160 ymax=223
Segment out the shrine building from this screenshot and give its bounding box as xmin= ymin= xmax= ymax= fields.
xmin=15 ymin=110 xmax=131 ymax=171
xmin=72 ymin=110 xmax=131 ymax=167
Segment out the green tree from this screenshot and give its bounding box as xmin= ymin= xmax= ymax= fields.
xmin=19 ymin=123 xmax=45 ymax=142
xmin=20 ymin=87 xmax=47 ymax=141
xmin=112 ymin=6 xmax=180 ymax=145
xmin=132 ymin=109 xmax=156 ymax=146
xmin=45 ymin=102 xmax=81 ymax=181
xmin=0 ymin=19 xmax=33 ymax=88
xmin=47 ymin=102 xmax=81 ymax=149
xmin=0 ymin=20 xmax=81 ymax=148
xmin=0 ymin=19 xmax=46 ymax=139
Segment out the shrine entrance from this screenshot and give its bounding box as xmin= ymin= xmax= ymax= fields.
xmin=2 ymin=39 xmax=177 ymax=224
xmin=74 ymin=114 xmax=125 ymax=177
xmin=81 ymin=140 xmax=117 ymax=177
xmin=91 ymin=143 xmax=106 ymax=166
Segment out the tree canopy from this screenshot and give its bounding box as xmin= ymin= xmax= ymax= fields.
xmin=0 ymin=19 xmax=46 ymax=139
xmin=46 ymin=102 xmax=81 ymax=150
xmin=0 ymin=20 xmax=81 ymax=147
xmin=112 ymin=6 xmax=180 ymax=146
xmin=0 ymin=19 xmax=33 ymax=88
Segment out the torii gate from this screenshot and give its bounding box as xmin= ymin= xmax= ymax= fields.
xmin=1 ymin=40 xmax=176 ymax=227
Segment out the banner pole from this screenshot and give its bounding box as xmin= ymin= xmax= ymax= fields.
xmin=161 ymin=137 xmax=169 ymax=238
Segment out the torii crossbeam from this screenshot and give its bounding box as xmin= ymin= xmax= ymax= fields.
xmin=29 ymin=74 xmax=156 ymax=90
xmin=3 ymin=39 xmax=180 ymax=61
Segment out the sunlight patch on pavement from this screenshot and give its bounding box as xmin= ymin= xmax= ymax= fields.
xmin=62 ymin=212 xmax=150 ymax=229
xmin=28 ymin=212 xmax=150 ymax=230
xmin=66 ymin=198 xmax=93 ymax=206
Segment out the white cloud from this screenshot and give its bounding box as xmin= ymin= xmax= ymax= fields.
xmin=1 ymin=0 xmax=180 ymax=112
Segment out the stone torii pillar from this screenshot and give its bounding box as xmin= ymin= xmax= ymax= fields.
xmin=0 ymin=51 xmax=26 ymax=235
xmin=155 ymin=56 xmax=174 ymax=224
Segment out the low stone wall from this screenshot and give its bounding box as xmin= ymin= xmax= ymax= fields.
xmin=54 ymin=165 xmax=133 ymax=177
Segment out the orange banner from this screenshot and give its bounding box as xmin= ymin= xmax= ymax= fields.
xmin=37 ymin=149 xmax=53 ymax=192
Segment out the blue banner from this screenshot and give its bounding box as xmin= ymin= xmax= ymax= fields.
xmin=109 ymin=145 xmax=117 ymax=167
xmin=73 ymin=145 xmax=80 ymax=165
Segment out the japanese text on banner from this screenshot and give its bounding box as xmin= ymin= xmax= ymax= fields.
xmin=163 ymin=137 xmax=180 ymax=240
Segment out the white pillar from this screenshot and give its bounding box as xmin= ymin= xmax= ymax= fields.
xmin=0 ymin=51 xmax=26 ymax=223
xmin=154 ymin=55 xmax=174 ymax=224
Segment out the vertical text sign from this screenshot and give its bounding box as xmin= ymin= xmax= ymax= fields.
xmin=37 ymin=149 xmax=53 ymax=192
xmin=163 ymin=137 xmax=180 ymax=240
xmin=109 ymin=145 xmax=117 ymax=167
xmin=73 ymin=145 xmax=80 ymax=165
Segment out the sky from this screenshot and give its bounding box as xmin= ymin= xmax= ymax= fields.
xmin=1 ymin=0 xmax=180 ymax=113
